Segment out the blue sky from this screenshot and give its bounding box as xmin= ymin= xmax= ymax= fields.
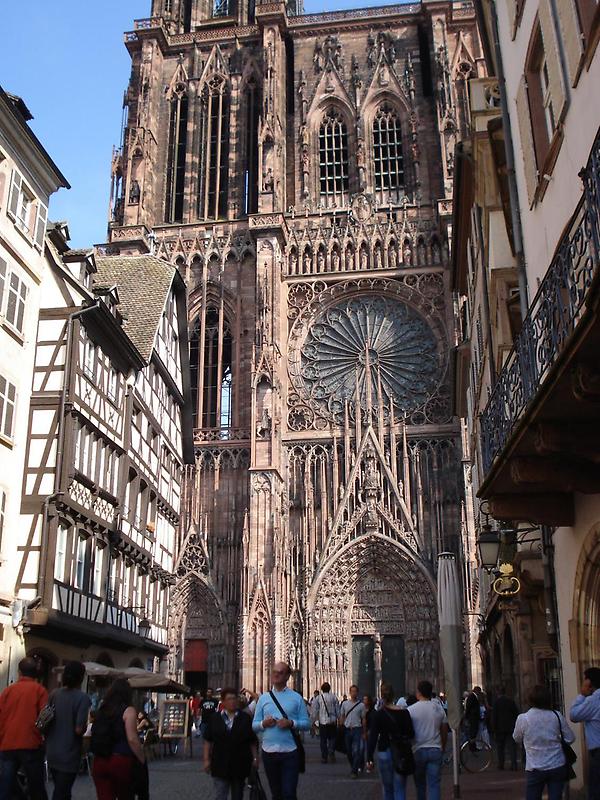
xmin=1 ymin=0 xmax=402 ymax=247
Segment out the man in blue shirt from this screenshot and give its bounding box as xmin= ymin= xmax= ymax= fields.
xmin=252 ymin=662 xmax=310 ymax=800
xmin=570 ymin=666 xmax=600 ymax=799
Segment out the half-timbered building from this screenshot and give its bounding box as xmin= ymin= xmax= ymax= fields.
xmin=10 ymin=223 xmax=193 ymax=683
xmin=0 ymin=88 xmax=69 ymax=685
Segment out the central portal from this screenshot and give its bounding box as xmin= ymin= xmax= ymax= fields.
xmin=352 ymin=635 xmax=405 ymax=696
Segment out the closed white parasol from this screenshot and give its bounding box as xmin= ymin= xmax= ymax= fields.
xmin=437 ymin=551 xmax=463 ymax=798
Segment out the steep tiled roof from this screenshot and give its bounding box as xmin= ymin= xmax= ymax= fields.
xmin=94 ymin=254 xmax=176 ymax=362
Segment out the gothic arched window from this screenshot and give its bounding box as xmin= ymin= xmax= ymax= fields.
xmin=165 ymin=91 xmax=189 ymax=223
xmin=318 ymin=109 xmax=349 ymax=208
xmin=199 ymin=77 xmax=230 ymax=220
xmin=243 ymin=78 xmax=261 ymax=215
xmin=190 ymin=305 xmax=233 ymax=431
xmin=373 ymin=104 xmax=404 ymax=204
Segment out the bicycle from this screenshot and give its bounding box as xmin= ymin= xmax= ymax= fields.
xmin=459 ymin=735 xmax=493 ymax=773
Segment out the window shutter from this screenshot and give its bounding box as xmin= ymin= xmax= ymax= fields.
xmin=0 ymin=258 xmax=6 ymax=309
xmin=506 ymin=0 xmax=517 ymax=37
xmin=516 ymin=76 xmax=539 ymax=205
xmin=8 ymin=171 xmax=21 ymax=219
xmin=539 ymin=0 xmax=567 ymax=122
xmin=555 ymin=0 xmax=584 ymax=86
xmin=34 ymin=203 xmax=48 ymax=250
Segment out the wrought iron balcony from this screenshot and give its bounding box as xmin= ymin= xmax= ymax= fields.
xmin=480 ymin=131 xmax=600 ymax=476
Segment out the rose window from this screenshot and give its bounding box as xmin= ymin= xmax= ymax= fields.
xmin=299 ymin=296 xmax=440 ymax=419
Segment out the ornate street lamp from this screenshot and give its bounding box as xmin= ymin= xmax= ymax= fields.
xmin=476 ymin=522 xmax=501 ymax=572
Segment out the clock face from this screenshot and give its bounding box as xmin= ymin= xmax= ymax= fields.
xmin=299 ymin=295 xmax=441 ymax=420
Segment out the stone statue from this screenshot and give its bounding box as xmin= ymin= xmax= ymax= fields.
xmin=374 ymin=246 xmax=382 ymax=270
xmin=360 ymin=246 xmax=368 ymax=271
xmin=389 ymin=245 xmax=397 ymax=270
xmin=317 ymin=249 xmax=325 ymax=272
xmin=313 ymin=40 xmax=324 ymax=73
xmin=332 ymin=249 xmax=340 ymax=271
xmin=263 ymin=167 xmax=274 ymax=193
xmin=128 ymin=179 xmax=140 ymax=204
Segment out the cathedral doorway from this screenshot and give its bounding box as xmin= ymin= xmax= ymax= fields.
xmin=307 ymin=534 xmax=438 ymax=698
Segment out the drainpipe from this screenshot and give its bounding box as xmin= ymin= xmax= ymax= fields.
xmin=489 ymin=0 xmax=529 ymax=321
xmin=37 ymin=301 xmax=100 ymax=607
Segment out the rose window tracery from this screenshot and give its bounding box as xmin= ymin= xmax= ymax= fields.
xmin=299 ymin=295 xmax=440 ymax=419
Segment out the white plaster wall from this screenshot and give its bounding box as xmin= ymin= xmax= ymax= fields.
xmin=496 ymin=0 xmax=600 ymax=288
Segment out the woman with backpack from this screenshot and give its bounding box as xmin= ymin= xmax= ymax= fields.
xmin=91 ymin=678 xmax=145 ymax=800
xmin=366 ymin=683 xmax=415 ymax=800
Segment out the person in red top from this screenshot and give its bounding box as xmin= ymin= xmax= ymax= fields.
xmin=0 ymin=656 xmax=48 ymax=800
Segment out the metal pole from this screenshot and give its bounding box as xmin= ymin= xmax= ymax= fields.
xmin=453 ymin=728 xmax=461 ymax=798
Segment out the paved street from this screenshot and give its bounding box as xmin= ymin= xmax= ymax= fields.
xmin=69 ymin=738 xmax=525 ymax=800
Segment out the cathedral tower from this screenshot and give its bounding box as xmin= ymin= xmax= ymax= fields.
xmin=106 ymin=0 xmax=482 ymax=694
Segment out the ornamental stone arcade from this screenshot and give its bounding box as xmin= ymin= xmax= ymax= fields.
xmin=104 ymin=0 xmax=482 ymax=696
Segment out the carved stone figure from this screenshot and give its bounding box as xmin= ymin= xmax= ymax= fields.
xmin=129 ymin=179 xmax=141 ymax=204
xmin=313 ymin=40 xmax=324 ymax=73
xmin=317 ymin=249 xmax=325 ymax=272
xmin=263 ymin=167 xmax=274 ymax=193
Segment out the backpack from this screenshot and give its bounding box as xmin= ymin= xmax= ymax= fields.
xmin=90 ymin=710 xmax=120 ymax=757
xmin=383 ymin=709 xmax=415 ymax=776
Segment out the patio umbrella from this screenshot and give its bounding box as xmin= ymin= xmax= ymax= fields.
xmin=437 ymin=552 xmax=463 ymax=799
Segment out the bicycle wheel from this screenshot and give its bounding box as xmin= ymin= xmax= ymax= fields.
xmin=459 ymin=738 xmax=492 ymax=773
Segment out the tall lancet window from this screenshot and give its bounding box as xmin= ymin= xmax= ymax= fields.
xmin=165 ymin=90 xmax=189 ymax=223
xmin=189 ymin=305 xmax=233 ymax=431
xmin=213 ymin=0 xmax=229 ymax=16
xmin=318 ymin=109 xmax=349 ymax=208
xmin=182 ymin=0 xmax=193 ymax=32
xmin=373 ymin=104 xmax=404 ymax=204
xmin=199 ymin=77 xmax=230 ymax=220
xmin=243 ymin=78 xmax=261 ymax=215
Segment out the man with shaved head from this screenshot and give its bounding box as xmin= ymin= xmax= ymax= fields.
xmin=252 ymin=662 xmax=310 ymax=800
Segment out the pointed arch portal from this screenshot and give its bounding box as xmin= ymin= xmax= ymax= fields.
xmin=306 ymin=533 xmax=438 ymax=697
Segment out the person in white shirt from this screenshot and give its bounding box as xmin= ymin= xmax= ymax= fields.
xmin=513 ymin=685 xmax=575 ymax=800
xmin=310 ymin=682 xmax=339 ymax=764
xmin=407 ymin=681 xmax=448 ymax=800
xmin=339 ymin=685 xmax=365 ymax=777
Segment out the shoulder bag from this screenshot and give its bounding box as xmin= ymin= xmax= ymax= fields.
xmin=553 ymin=710 xmax=576 ymax=780
xmin=36 ymin=690 xmax=57 ymax=736
xmin=383 ymin=708 xmax=415 ymax=776
xmin=269 ymin=691 xmax=306 ymax=773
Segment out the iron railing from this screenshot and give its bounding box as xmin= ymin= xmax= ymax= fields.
xmin=480 ymin=131 xmax=600 ymax=474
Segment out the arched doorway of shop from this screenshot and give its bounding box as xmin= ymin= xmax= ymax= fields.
xmin=572 ymin=525 xmax=600 ymax=671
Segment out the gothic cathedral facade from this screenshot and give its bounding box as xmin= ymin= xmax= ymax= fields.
xmin=105 ymin=0 xmax=482 ymax=695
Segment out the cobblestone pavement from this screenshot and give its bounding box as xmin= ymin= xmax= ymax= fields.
xmin=69 ymin=737 xmax=525 ymax=800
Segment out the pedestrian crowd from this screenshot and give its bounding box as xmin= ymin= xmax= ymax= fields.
xmin=1 ymin=656 xmax=600 ymax=800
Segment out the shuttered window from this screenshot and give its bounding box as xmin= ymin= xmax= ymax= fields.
xmin=0 ymin=375 xmax=16 ymax=440
xmin=538 ymin=0 xmax=567 ymax=124
xmin=4 ymin=271 xmax=28 ymax=334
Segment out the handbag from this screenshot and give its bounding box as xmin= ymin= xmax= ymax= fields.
xmin=553 ymin=710 xmax=577 ymax=780
xmin=383 ymin=709 xmax=415 ymax=776
xmin=35 ymin=691 xmax=56 ymax=735
xmin=248 ymin=766 xmax=268 ymax=800
xmin=269 ymin=691 xmax=306 ymax=773
xmin=335 ymin=726 xmax=347 ymax=754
